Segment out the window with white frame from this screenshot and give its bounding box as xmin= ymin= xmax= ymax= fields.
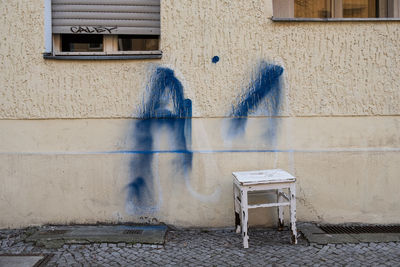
xmin=45 ymin=0 xmax=161 ymax=58
xmin=273 ymin=0 xmax=400 ymax=19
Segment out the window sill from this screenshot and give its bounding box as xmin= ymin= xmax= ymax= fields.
xmin=43 ymin=51 xmax=162 ymax=60
xmin=271 ymin=17 xmax=400 ymax=22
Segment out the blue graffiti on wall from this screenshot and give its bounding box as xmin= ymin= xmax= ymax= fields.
xmin=127 ymin=67 xmax=192 ymax=213
xmin=212 ymin=56 xmax=220 ymax=64
xmin=127 ymin=62 xmax=284 ymax=213
xmin=228 ymin=62 xmax=284 ymax=140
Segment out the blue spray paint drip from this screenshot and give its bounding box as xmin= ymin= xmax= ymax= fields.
xmin=212 ymin=56 xmax=220 ymax=64
xmin=229 ymin=62 xmax=284 ymax=139
xmin=127 ymin=177 xmax=146 ymax=202
xmin=128 ymin=67 xmax=192 ymax=213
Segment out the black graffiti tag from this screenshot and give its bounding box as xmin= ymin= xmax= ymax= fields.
xmin=70 ymin=26 xmax=117 ymax=34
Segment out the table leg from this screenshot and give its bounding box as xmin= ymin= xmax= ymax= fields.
xmin=289 ymin=183 xmax=298 ymax=244
xmin=233 ymin=184 xmax=241 ymax=233
xmin=277 ymin=189 xmax=284 ymax=231
xmin=240 ymin=188 xmax=249 ymax=248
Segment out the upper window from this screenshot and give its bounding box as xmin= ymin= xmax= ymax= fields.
xmin=46 ymin=0 xmax=161 ymax=58
xmin=273 ymin=0 xmax=400 ymax=19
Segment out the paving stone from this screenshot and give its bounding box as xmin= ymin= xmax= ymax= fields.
xmin=117 ymin=242 xmax=126 ymax=247
xmin=1 ymin=227 xmax=400 ymax=266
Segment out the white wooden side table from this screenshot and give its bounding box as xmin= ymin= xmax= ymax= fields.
xmin=233 ymin=169 xmax=297 ymax=248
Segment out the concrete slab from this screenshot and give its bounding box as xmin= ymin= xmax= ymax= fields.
xmin=303 ymin=233 xmax=360 ymax=245
xmin=0 ymin=255 xmax=44 ymax=267
xmin=351 ymin=233 xmax=400 ymax=243
xmin=298 ymin=223 xmax=325 ymax=235
xmin=25 ymin=225 xmax=167 ymax=248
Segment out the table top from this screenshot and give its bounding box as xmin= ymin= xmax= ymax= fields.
xmin=232 ymin=169 xmax=295 ymax=186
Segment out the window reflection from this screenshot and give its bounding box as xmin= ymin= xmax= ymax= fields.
xmin=275 ymin=0 xmax=400 ymax=19
xmin=343 ymin=0 xmax=377 ymax=18
xmin=295 ymin=0 xmax=332 ymax=18
xmin=118 ymin=35 xmax=159 ymax=51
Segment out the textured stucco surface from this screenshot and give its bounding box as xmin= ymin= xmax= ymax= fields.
xmin=0 ymin=0 xmax=399 ymax=228
xmin=0 ymin=0 xmax=399 ymax=118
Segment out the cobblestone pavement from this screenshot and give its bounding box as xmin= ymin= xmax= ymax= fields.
xmin=1 ymin=227 xmax=400 ymax=266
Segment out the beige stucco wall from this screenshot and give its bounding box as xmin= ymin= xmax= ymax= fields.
xmin=0 ymin=0 xmax=399 ymax=228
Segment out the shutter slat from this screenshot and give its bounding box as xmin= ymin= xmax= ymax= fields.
xmin=52 ymin=0 xmax=160 ymax=5
xmin=51 ymin=0 xmax=160 ymax=35
xmin=53 ymin=12 xmax=160 ymax=20
xmin=53 ymin=26 xmax=160 ymax=35
xmin=52 ymin=5 xmax=160 ymax=13
xmin=53 ymin=19 xmax=160 ymax=27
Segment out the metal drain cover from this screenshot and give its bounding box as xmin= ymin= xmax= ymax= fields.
xmin=123 ymin=230 xmax=144 ymax=235
xmin=299 ymin=223 xmax=400 ymax=245
xmin=319 ymin=225 xmax=400 ymax=234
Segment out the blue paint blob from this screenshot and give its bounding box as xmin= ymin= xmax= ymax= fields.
xmin=228 ymin=62 xmax=284 ymax=140
xmin=212 ymin=56 xmax=220 ymax=64
xmin=128 ymin=67 xmax=193 ymax=213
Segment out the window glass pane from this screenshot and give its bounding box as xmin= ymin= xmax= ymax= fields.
xmin=295 ymin=0 xmax=332 ymax=18
xmin=61 ymin=34 xmax=103 ymax=52
xmin=118 ymin=35 xmax=159 ymax=51
xmin=343 ymin=0 xmax=377 ymax=18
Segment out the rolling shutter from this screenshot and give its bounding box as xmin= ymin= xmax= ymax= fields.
xmin=52 ymin=0 xmax=160 ymax=35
